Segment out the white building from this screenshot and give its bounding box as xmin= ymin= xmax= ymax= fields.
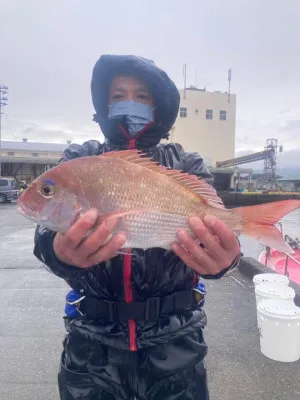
xmin=167 ymin=86 xmax=236 ymax=167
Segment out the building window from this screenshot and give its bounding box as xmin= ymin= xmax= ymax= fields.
xmin=180 ymin=107 xmax=187 ymax=118
xmin=206 ymin=109 xmax=213 ymax=120
xmin=220 ymin=110 xmax=227 ymax=120
xmin=7 ymin=152 xmax=14 ymax=156
xmin=32 ymin=153 xmax=39 ymax=157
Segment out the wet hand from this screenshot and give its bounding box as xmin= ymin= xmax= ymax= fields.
xmin=53 ymin=209 xmax=126 ymax=268
xmin=171 ymin=215 xmax=240 ymax=276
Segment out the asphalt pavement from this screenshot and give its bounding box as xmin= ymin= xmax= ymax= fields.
xmin=1 ymin=203 xmax=300 ymax=400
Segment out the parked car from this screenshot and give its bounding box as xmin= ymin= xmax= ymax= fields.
xmin=0 ymin=177 xmax=20 ymax=203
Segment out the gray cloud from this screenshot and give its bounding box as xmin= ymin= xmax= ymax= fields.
xmin=0 ymin=0 xmax=300 ymax=169
xmin=277 ymin=120 xmax=300 ymax=133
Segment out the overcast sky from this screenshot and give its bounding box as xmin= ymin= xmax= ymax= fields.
xmin=0 ymin=0 xmax=299 ymax=169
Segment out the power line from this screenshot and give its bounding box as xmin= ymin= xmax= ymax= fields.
xmin=0 ymin=84 xmax=9 ymax=176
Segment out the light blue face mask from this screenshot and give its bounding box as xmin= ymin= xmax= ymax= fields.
xmin=108 ymin=100 xmax=154 ymax=137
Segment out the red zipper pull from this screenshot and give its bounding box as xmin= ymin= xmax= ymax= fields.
xmin=129 ymin=139 xmax=135 ymax=149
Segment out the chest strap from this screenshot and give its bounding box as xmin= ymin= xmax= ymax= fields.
xmin=77 ymin=290 xmax=203 ymax=322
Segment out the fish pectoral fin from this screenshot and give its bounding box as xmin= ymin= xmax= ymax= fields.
xmin=98 ymin=208 xmax=146 ymax=224
xmin=115 ymin=250 xmax=135 ymax=256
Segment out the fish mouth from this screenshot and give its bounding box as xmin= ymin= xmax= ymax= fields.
xmin=17 ymin=199 xmax=40 ymax=223
xmin=17 ymin=198 xmax=61 ymax=227
xmin=17 ymin=197 xmax=80 ymax=234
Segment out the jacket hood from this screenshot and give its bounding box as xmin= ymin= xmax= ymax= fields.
xmin=91 ymin=54 xmax=180 ymax=147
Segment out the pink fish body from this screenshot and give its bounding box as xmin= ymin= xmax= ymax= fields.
xmin=17 ymin=150 xmax=300 ymax=253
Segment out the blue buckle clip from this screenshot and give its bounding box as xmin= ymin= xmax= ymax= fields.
xmin=65 ymin=290 xmax=85 ymax=317
xmin=193 ymin=283 xmax=207 ymax=306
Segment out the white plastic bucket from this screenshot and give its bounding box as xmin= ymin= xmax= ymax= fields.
xmin=257 ymin=299 xmax=300 ymax=362
xmin=253 ymin=273 xmax=289 ymax=290
xmin=255 ymin=283 xmax=295 ymax=328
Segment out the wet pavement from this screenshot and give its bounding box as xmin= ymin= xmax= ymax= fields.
xmin=1 ymin=203 xmax=300 ymax=400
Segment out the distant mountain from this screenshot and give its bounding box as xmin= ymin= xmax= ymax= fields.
xmin=252 ymin=167 xmax=300 ymax=178
xmin=277 ymin=167 xmax=300 ymax=178
xmin=234 ymin=149 xmax=300 ymax=177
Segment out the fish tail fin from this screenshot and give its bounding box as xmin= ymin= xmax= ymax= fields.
xmin=232 ymin=200 xmax=300 ymax=253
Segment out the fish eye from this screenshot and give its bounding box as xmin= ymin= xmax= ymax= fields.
xmin=40 ymin=181 xmax=55 ymax=197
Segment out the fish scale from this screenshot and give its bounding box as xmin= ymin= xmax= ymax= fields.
xmin=115 ymin=212 xmax=189 ymax=249
xmin=90 ymin=160 xmax=208 ymax=249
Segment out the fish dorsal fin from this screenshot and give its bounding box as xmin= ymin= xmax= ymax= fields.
xmin=101 ymin=150 xmax=225 ymax=208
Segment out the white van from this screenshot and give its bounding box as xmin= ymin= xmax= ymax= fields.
xmin=0 ymin=177 xmax=19 ymax=203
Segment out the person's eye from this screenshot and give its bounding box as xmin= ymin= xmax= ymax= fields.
xmin=138 ymin=94 xmax=149 ymax=100
xmin=111 ymin=94 xmax=124 ymax=101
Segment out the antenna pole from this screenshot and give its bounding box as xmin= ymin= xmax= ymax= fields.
xmin=183 ymin=63 xmax=187 ymax=99
xmin=228 ymin=68 xmax=231 ymax=103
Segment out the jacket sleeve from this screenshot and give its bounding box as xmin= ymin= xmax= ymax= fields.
xmin=177 ymin=143 xmax=241 ymax=280
xmin=33 ymin=140 xmax=103 ymax=279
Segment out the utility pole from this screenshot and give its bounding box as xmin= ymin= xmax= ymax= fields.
xmin=0 ymin=85 xmax=8 ymax=177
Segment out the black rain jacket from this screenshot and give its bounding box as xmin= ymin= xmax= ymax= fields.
xmin=34 ymin=55 xmax=234 ymax=354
